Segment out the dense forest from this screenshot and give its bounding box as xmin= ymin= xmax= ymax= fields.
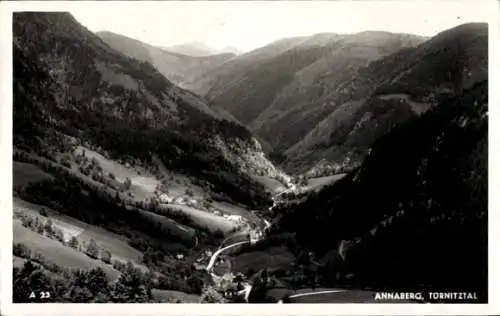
xmin=270 ymin=80 xmax=488 ymax=301
xmin=13 ymin=12 xmax=271 ymax=209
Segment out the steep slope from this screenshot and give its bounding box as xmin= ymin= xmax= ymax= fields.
xmin=14 ymin=12 xmax=273 ymax=209
xmin=284 ymin=23 xmax=488 ymax=174
xmin=13 ymin=11 xmax=294 ymax=303
xmin=271 ymin=80 xmax=488 ymax=300
xmin=248 ymin=32 xmax=425 ymax=151
xmin=188 ymin=32 xmax=424 ymax=152
xmin=181 ymin=36 xmax=312 ymax=97
xmin=97 ymin=31 xmax=235 ymax=87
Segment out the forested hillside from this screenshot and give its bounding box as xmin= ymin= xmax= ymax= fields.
xmin=97 ymin=31 xmax=236 ymax=88
xmin=14 ymin=12 xmax=273 ymax=208
xmin=270 ymin=80 xmax=488 ymax=300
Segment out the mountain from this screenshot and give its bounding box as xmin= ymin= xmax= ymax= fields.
xmin=97 ymin=31 xmax=236 ymax=87
xmin=284 ymin=23 xmax=488 ymax=174
xmin=13 ymin=11 xmax=297 ymax=303
xmin=181 ymin=35 xmax=313 ymax=96
xmin=166 ymin=41 xmax=242 ymax=57
xmin=184 ymin=31 xmax=426 ymax=160
xmin=269 ymin=80 xmax=488 ymax=300
xmin=185 ymin=24 xmax=487 ymax=175
xmin=165 ymin=41 xmax=217 ymax=57
xmin=13 ymin=12 xmax=287 ymax=220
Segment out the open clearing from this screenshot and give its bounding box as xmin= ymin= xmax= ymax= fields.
xmin=75 ymin=146 xmax=158 ymax=201
xmin=13 ymin=161 xmax=54 ymax=188
xmin=211 ymin=202 xmax=265 ymax=229
xmin=220 ymin=232 xmax=250 ymax=247
xmin=137 ymin=208 xmax=196 ymax=241
xmin=14 ymin=198 xmax=145 ymax=266
xmin=231 ymin=246 xmax=295 ymax=275
xmin=74 ymin=147 xmax=231 ymax=236
xmin=303 ymin=173 xmax=347 ymax=192
xmin=168 ymin=205 xmax=238 ymax=233
xmin=151 ymin=289 xmax=200 ymax=303
xmin=13 ymin=219 xmax=121 ymax=280
xmin=211 ymin=201 xmax=250 ymax=217
xmin=251 ymin=175 xmax=286 ymax=193
xmin=76 ymin=146 xmax=209 ymax=202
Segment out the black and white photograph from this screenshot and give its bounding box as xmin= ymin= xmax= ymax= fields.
xmin=1 ymin=0 xmax=498 ymax=314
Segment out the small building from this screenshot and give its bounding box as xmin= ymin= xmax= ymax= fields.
xmin=227 ymin=215 xmax=244 ymax=224
xmin=159 ymin=193 xmax=172 ymax=203
xmin=172 ymin=196 xmax=186 ymax=204
xmin=176 ymin=254 xmax=184 ymax=260
xmin=193 ymin=263 xmax=205 ymax=271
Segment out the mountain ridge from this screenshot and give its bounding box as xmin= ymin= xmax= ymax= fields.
xmin=267 ymin=79 xmax=488 ymax=300
xmin=96 ymin=31 xmax=237 ymax=88
xmin=14 ymin=12 xmax=281 ymax=209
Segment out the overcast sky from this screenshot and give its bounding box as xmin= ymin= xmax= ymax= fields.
xmin=38 ymin=1 xmax=492 ymax=53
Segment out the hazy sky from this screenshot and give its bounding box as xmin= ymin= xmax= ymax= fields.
xmin=43 ymin=1 xmax=492 ymax=53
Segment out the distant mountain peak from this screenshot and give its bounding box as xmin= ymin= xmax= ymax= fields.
xmin=165 ymin=41 xmax=242 ymax=57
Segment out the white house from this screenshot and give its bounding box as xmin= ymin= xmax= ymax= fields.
xmin=159 ymin=193 xmax=172 ymax=203
xmin=226 ymin=215 xmax=244 ymax=224
xmin=176 ymin=254 xmax=184 ymax=260
xmin=172 ymin=196 xmax=186 ymax=204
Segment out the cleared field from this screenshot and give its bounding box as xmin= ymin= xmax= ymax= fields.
xmin=303 ymin=174 xmax=347 ymax=192
xmin=220 ymin=232 xmax=250 ymax=247
xmin=168 ymin=205 xmax=238 ymax=233
xmin=151 ymin=155 xmax=208 ymax=199
xmin=231 ymin=247 xmax=295 ymax=275
xmin=251 ymin=175 xmax=286 ymax=193
xmin=13 ymin=220 xmax=121 ymax=280
xmin=75 ymin=146 xmax=158 ymax=201
xmin=151 ymin=289 xmax=200 ymax=303
xmin=211 ymin=202 xmax=265 ymax=229
xmin=77 ymin=147 xmax=209 ymax=202
xmin=14 ymin=198 xmax=144 ymax=266
xmin=211 ymin=201 xmax=250 ymax=217
xmin=137 ymin=209 xmax=196 ymax=241
xmin=13 ymin=161 xmax=54 ymax=188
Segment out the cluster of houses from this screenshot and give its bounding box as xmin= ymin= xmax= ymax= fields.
xmin=156 ymin=193 xmax=249 ymax=228
xmin=158 ymin=193 xmax=198 ymax=206
xmin=211 ymin=211 xmax=247 ymax=225
xmin=224 ymin=214 xmax=245 ymax=224
xmin=192 ymin=249 xmax=214 ymax=271
xmin=249 ymin=230 xmax=263 ymax=244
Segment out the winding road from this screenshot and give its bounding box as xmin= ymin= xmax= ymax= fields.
xmin=202 ymin=182 xmax=418 ymax=304
xmin=205 ymin=240 xmax=249 ymax=272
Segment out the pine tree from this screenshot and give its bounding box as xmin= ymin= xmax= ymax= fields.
xmin=86 ymin=239 xmax=99 ymax=259
xmin=69 ymin=236 xmax=79 ymax=249
xmin=101 ymin=250 xmax=112 ymax=264
xmin=199 ymin=285 xmax=227 ymax=303
xmin=43 ymin=219 xmax=53 ymax=235
xmin=124 ymin=177 xmax=132 ymax=190
xmin=110 ymin=263 xmax=149 ymax=303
